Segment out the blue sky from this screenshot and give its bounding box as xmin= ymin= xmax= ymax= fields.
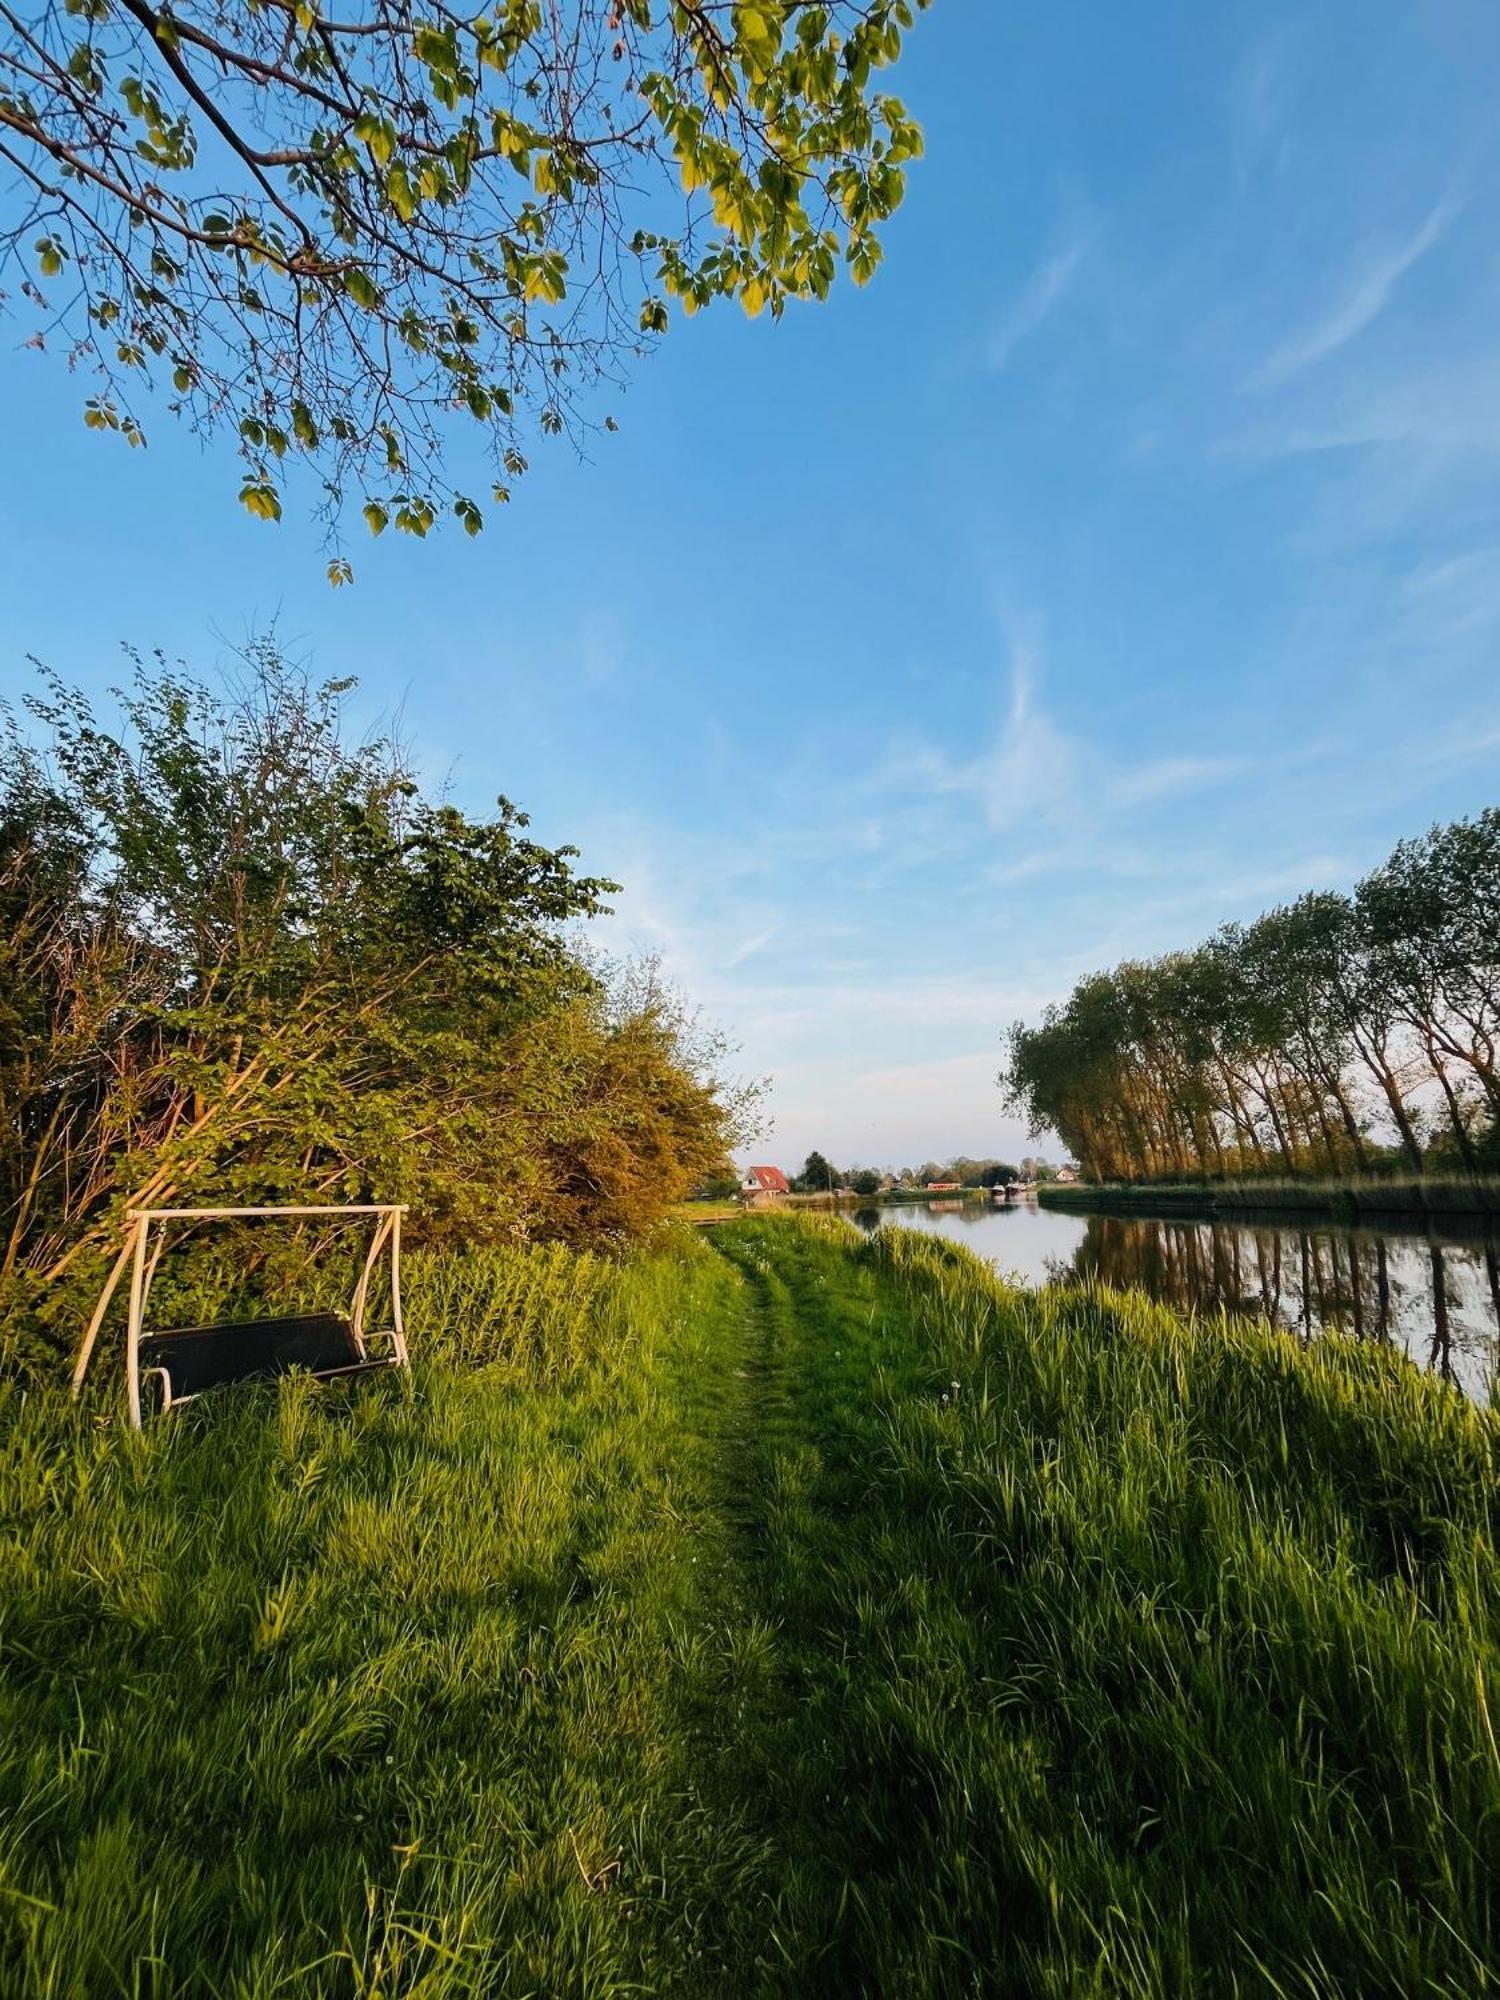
xmin=3 ymin=0 xmax=1499 ymax=1170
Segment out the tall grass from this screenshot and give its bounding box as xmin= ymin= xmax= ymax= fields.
xmin=2 ymin=1214 xmax=1496 ymax=1994
xmin=0 ymin=1229 xmax=785 ymax=1996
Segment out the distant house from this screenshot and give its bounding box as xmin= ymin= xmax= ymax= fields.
xmin=1055 ymin=1164 xmax=1082 ymax=1185
xmin=741 ymin=1165 xmax=791 ymax=1197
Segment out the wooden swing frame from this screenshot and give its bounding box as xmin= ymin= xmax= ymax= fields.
xmin=71 ymin=1203 xmax=409 ymax=1428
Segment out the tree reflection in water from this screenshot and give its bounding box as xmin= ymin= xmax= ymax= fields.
xmin=1070 ymin=1216 xmax=1498 ymax=1397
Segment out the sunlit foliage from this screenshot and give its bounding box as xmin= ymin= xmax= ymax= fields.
xmin=1 ymin=0 xmax=929 ymax=550
xmin=0 ymin=643 xmax=755 ymax=1376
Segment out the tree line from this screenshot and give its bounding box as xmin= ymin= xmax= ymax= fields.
xmin=771 ymin=1152 xmax=1062 ymax=1195
xmin=1 ymin=646 xmax=752 ymax=1371
xmin=1004 ymin=809 xmax=1500 ymax=1185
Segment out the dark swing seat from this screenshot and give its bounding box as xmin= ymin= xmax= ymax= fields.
xmin=139 ymin=1311 xmax=398 ymax=1408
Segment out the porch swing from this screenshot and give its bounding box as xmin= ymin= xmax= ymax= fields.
xmin=71 ymin=1203 xmax=409 ymax=1427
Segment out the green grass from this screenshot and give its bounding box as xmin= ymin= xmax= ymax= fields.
xmin=2 ymin=1216 xmax=1497 ymax=1994
xmin=670 ymin=1198 xmax=743 ymax=1224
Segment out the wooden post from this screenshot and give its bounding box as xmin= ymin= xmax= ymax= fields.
xmin=126 ymin=1204 xmax=401 ymax=1220
xmin=125 ymin=1215 xmax=151 ymax=1431
xmin=389 ymin=1206 xmax=407 ymax=1366
xmin=70 ymin=1226 xmax=138 ymax=1399
xmin=348 ymin=1209 xmax=396 ymax=1358
xmin=140 ymin=1223 xmax=170 ymax=1316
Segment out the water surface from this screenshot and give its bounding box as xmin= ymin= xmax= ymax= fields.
xmin=855 ymin=1199 xmax=1500 ymax=1402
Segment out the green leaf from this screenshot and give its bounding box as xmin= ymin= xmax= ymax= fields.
xmin=848 ymin=234 xmax=883 ymax=287
xmin=344 ymin=268 xmax=383 ymax=311
xmin=394 ymin=497 xmax=434 ymax=536
xmin=490 ymin=112 xmax=531 ymax=176
xmin=521 ymin=254 xmax=568 ymax=305
xmin=363 ymin=501 xmax=389 ymax=536
xmin=386 ymin=165 xmax=418 ymax=222
xmin=413 ymin=23 xmax=455 ymax=72
xmin=353 ymin=112 xmax=396 ymax=168
xmin=239 ymin=482 xmax=282 ymax=523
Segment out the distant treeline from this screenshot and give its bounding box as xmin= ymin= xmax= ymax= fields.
xmin=1005 ymin=809 xmax=1500 ymax=1185
xmin=882 ymin=1153 xmax=1061 ymax=1190
xmin=754 ymin=1152 xmax=1063 ymax=1196
xmin=0 ymin=647 xmax=752 ymax=1373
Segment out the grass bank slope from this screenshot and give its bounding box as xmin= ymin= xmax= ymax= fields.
xmin=2 ymin=1218 xmax=1497 ymax=1995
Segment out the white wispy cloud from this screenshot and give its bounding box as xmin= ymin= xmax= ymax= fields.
xmin=1247 ymin=196 xmax=1460 ymax=390
xmin=1107 ymin=753 xmax=1247 ymax=808
xmin=908 ymin=627 xmax=1082 ymax=830
xmin=1216 ymin=356 xmax=1500 ymax=570
xmin=1229 ymin=28 xmax=1302 ymax=188
xmin=725 ymin=927 xmax=777 ymax=969
xmin=895 ymin=627 xmax=1250 ymax=841
xmin=1399 ymin=547 xmax=1500 ymax=643
xmin=1421 ymin=714 xmax=1500 ymax=768
xmin=987 ymin=232 xmax=1087 ymax=371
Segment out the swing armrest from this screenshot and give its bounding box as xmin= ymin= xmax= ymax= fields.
xmin=351 ymin=1323 xmax=408 ymax=1368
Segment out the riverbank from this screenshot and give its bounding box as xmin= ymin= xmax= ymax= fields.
xmin=1040 ymin=1173 xmax=1500 ymax=1223
xmin=3 ymin=1216 xmax=1496 ymax=1992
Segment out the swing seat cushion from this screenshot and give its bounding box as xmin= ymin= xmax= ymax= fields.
xmin=139 ymin=1311 xmax=388 ymax=1402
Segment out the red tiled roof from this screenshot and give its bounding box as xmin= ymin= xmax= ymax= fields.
xmin=745 ymin=1165 xmax=790 ymax=1193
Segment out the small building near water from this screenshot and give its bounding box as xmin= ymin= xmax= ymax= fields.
xmin=741 ymin=1165 xmax=791 ymax=1198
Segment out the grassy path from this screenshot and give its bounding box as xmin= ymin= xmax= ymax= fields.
xmin=662 ymin=1218 xmax=935 ymax=1990
xmin=1 ymin=1215 xmax=1497 ymax=1996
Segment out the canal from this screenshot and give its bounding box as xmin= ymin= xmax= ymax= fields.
xmin=857 ymin=1197 xmax=1500 ymax=1402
